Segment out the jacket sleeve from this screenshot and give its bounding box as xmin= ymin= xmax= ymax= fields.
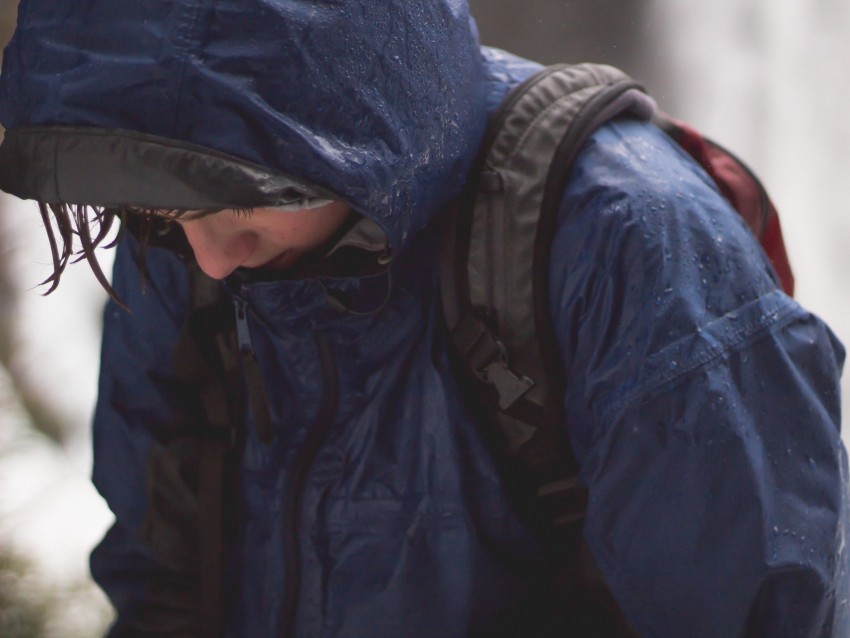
xmin=89 ymin=231 xmax=200 ymax=636
xmin=550 ymin=119 xmax=849 ymax=637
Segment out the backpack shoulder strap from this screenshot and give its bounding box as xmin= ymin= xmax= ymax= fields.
xmin=173 ymin=263 xmax=243 ymax=638
xmin=441 ymin=63 xmax=655 ymax=527
xmin=176 ymin=263 xmax=276 ymax=636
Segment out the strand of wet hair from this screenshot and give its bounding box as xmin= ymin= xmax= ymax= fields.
xmin=36 ymin=203 xmax=250 ymax=309
xmin=73 ymin=204 xmax=127 ymax=310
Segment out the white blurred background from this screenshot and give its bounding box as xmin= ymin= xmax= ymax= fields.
xmin=1 ymin=1 xmax=849 ymax=635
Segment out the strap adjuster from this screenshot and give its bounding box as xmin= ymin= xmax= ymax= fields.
xmin=483 ymin=361 xmax=534 ymax=410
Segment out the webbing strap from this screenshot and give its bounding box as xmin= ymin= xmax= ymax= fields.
xmin=172 ymin=264 xmax=243 ymax=638
xmin=197 ymin=438 xmax=228 ymax=638
xmin=441 ymin=64 xmax=655 ymax=533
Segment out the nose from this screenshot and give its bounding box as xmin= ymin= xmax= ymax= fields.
xmin=180 ymin=218 xmax=257 ymax=280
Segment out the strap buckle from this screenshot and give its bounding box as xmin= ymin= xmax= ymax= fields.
xmin=482 ymin=360 xmax=535 ymax=410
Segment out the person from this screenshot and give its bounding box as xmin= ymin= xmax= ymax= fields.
xmin=0 ymin=1 xmax=848 ymax=636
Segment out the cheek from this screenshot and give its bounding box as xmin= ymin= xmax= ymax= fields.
xmin=304 ymin=206 xmax=352 ymax=243
xmin=265 ymin=215 xmax=341 ymax=248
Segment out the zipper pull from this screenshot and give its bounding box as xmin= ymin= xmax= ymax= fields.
xmin=233 ymin=297 xmax=274 ymax=444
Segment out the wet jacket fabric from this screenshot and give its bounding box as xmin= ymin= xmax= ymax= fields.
xmin=2 ymin=2 xmax=849 ymax=637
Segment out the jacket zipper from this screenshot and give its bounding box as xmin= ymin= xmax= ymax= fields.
xmin=279 ymin=332 xmax=340 ymax=637
xmin=233 ymin=295 xmax=273 ymax=444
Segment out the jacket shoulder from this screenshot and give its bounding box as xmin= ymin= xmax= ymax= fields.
xmin=548 ymin=117 xmax=786 ymax=433
xmin=552 ymin=117 xmax=779 ymax=303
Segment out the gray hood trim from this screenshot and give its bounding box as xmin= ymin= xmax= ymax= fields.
xmin=0 ymin=126 xmax=338 ymax=210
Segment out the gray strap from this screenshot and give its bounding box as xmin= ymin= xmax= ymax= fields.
xmin=466 ymin=63 xmax=654 ymax=413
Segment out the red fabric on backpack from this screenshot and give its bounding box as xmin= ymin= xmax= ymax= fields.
xmin=660 ymin=117 xmax=795 ymax=297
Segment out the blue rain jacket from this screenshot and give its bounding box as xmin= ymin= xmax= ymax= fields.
xmin=1 ymin=2 xmax=848 ymax=636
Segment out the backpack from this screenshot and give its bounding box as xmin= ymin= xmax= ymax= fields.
xmin=435 ymin=62 xmax=793 ymax=634
xmin=174 ymin=63 xmax=794 ymax=637
xmin=439 ymin=62 xmax=792 ymax=534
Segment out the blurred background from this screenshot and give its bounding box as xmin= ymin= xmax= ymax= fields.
xmin=1 ymin=1 xmax=848 ymax=635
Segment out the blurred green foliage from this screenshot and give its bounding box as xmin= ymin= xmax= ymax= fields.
xmin=0 ymin=547 xmax=52 ymax=638
xmin=0 ymin=546 xmax=113 ymax=638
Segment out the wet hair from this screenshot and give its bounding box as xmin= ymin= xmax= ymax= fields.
xmin=36 ymin=203 xmax=232 ymax=309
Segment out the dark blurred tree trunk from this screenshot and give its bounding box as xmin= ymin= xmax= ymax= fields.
xmin=0 ymin=207 xmax=66 ymax=445
xmin=0 ymin=0 xmax=66 ymax=444
xmin=469 ymin=0 xmax=651 ymax=77
xmin=0 ymin=0 xmax=50 ymax=633
xmin=0 ymin=0 xmax=15 ymax=50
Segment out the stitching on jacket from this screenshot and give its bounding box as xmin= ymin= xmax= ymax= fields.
xmin=168 ymin=0 xmax=208 ymax=138
xmin=600 ymin=289 xmax=802 ymax=422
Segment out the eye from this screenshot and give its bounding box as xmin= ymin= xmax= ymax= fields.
xmin=232 ymin=207 xmax=255 ymax=219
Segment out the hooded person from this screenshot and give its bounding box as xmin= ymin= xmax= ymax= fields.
xmin=1 ymin=1 xmax=848 ymax=637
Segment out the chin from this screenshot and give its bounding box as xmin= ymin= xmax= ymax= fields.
xmin=255 ymin=251 xmax=297 ymax=271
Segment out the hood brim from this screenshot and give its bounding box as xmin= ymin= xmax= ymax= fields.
xmin=0 ymin=126 xmax=338 ymax=211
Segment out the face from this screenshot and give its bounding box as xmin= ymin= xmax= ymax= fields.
xmin=174 ymin=201 xmax=351 ymax=279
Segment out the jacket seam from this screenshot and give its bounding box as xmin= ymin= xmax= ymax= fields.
xmin=600 ymin=290 xmax=800 ymax=423
xmin=168 ymin=0 xmax=207 ymax=138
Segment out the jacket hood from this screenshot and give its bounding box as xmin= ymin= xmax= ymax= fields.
xmin=0 ymin=0 xmax=489 ymax=254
